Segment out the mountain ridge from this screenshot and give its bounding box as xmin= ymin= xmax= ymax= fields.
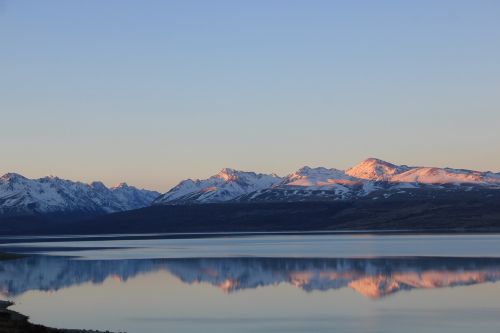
xmin=0 ymin=173 xmax=160 ymax=216
xmin=2 ymin=158 xmax=500 ymax=216
xmin=155 ymin=158 xmax=500 ymax=205
xmin=153 ymin=168 xmax=282 ymax=204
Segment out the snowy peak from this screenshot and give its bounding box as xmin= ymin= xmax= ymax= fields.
xmin=346 ymin=158 xmax=411 ymax=181
xmin=213 ymin=168 xmax=280 ymax=184
xmin=0 ymin=172 xmax=27 ymax=181
xmin=154 ymin=169 xmax=282 ymax=204
xmin=0 ymin=173 xmax=160 ymax=216
xmin=280 ymin=166 xmax=358 ymax=188
xmin=214 ymin=168 xmax=240 ymax=181
xmin=157 ymin=158 xmax=500 ymax=205
xmin=3 ymin=158 xmax=499 ymax=213
xmin=391 ymin=167 xmax=500 ymax=185
xmin=111 ymin=182 xmax=130 ymax=190
xmin=90 ymin=181 xmax=109 ymax=191
xmin=345 ymin=158 xmax=500 ymax=186
xmin=110 ymin=183 xmax=160 ymax=210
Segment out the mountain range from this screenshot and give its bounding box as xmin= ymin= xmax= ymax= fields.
xmin=1 ymin=158 xmax=499 ymax=217
xmin=154 ymin=158 xmax=500 ymax=204
xmin=0 ymin=173 xmax=159 ymax=216
xmin=154 ymin=168 xmax=281 ymax=204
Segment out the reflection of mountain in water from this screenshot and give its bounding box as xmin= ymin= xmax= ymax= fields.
xmin=165 ymin=257 xmax=500 ymax=298
xmin=1 ymin=256 xmax=500 ymax=299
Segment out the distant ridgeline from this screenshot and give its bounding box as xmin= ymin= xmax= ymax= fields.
xmin=0 ymin=173 xmax=160 ymax=216
xmin=154 ymin=158 xmax=500 ymax=204
xmin=1 ymin=158 xmax=500 ymax=234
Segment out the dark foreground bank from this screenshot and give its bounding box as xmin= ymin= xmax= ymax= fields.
xmin=1 ymin=190 xmax=500 ymax=235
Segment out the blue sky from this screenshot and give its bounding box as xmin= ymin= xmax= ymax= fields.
xmin=1 ymin=0 xmax=500 ymax=191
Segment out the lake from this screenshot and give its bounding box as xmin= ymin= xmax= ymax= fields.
xmin=1 ymin=233 xmax=500 ymax=333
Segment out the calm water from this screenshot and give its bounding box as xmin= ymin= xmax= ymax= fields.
xmin=1 ymin=234 xmax=500 ymax=333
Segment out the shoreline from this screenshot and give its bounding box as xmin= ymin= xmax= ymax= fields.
xmin=1 ymin=229 xmax=500 ymax=247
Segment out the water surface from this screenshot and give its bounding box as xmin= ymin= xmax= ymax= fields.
xmin=1 ymin=234 xmax=499 ymax=333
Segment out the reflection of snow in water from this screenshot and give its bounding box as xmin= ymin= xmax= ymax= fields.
xmin=1 ymin=256 xmax=500 ymax=299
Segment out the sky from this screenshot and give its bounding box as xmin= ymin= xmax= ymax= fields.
xmin=1 ymin=0 xmax=500 ymax=191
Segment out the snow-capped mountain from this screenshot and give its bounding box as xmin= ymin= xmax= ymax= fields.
xmin=390 ymin=167 xmax=500 ymax=185
xmin=235 ymin=166 xmax=367 ymax=202
xmin=0 ymin=173 xmax=160 ymax=216
xmin=3 ymin=158 xmax=499 ymax=214
xmin=110 ymin=182 xmax=160 ymax=210
xmin=153 ymin=168 xmax=281 ymax=204
xmin=156 ymin=158 xmax=500 ymax=204
xmin=279 ymin=166 xmax=359 ymax=188
xmin=345 ymin=158 xmax=411 ymax=180
xmin=345 ymin=158 xmax=500 ymax=185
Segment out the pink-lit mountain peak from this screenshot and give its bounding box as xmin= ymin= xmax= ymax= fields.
xmin=0 ymin=172 xmax=27 ymax=182
xmin=155 ymin=158 xmax=500 ymax=205
xmin=280 ymin=166 xmax=356 ymax=188
xmin=111 ymin=182 xmax=130 ymax=190
xmin=154 ymin=168 xmax=282 ymax=204
xmin=214 ymin=168 xmax=242 ymax=181
xmin=345 ymin=158 xmax=411 ymax=181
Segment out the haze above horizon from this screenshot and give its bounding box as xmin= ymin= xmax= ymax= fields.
xmin=1 ymin=0 xmax=499 ymax=191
